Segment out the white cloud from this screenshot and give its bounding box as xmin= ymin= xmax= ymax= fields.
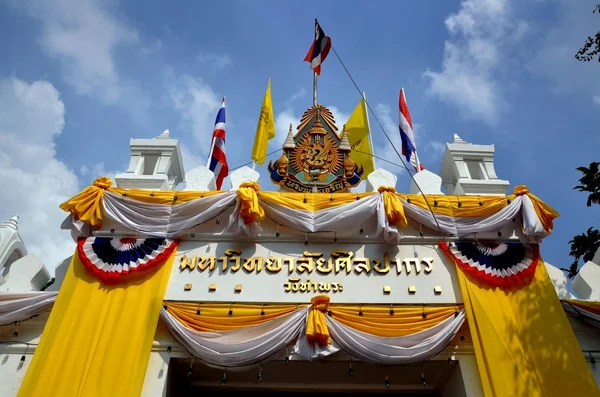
xmin=424 ymin=0 xmax=526 ymax=124
xmin=169 ymin=76 xmax=221 ymax=154
xmin=0 ymin=78 xmax=80 ymax=270
xmin=19 ymin=0 xmax=138 ymax=103
xmin=594 ymin=96 xmax=600 ymax=106
xmin=195 ymin=52 xmax=232 ymax=72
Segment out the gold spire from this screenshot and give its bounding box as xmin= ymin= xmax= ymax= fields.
xmin=308 ymin=115 xmax=327 ymax=136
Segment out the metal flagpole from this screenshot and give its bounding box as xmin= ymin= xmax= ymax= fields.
xmin=313 ymin=18 xmax=318 ymax=106
xmin=313 ymin=71 xmax=318 ymax=106
xmin=362 ymin=91 xmax=376 ymax=171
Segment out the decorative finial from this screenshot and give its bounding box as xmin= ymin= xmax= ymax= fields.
xmin=158 ymin=129 xmax=170 ymax=139
xmin=308 ymin=116 xmax=327 ymax=136
xmin=339 ymin=125 xmax=351 ymax=151
xmin=452 ymin=133 xmax=466 ymax=143
xmin=2 ymin=215 xmax=19 ymax=231
xmin=283 ymin=124 xmax=296 ymax=149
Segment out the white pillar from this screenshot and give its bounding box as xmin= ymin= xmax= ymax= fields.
xmin=141 ymin=351 xmax=171 ymax=397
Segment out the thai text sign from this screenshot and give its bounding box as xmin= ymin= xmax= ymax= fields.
xmin=179 ymin=249 xmax=434 ymax=276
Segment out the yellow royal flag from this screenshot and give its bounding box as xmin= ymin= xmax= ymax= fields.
xmin=252 ymin=79 xmax=276 ymax=165
xmin=345 ymin=98 xmax=374 ymax=179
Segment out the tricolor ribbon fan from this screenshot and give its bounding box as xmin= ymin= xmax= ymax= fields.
xmin=440 ymin=241 xmax=540 ymax=288
xmin=77 ymin=237 xmax=177 ymax=282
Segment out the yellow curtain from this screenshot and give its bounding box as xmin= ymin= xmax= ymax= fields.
xmin=237 ymin=182 xmax=265 ymax=224
xmin=18 ymin=248 xmax=176 ymax=397
xmin=378 ymin=186 xmax=408 ymax=229
xmin=562 ymin=299 xmax=600 ymax=316
xmin=330 ymin=304 xmax=463 ymax=338
xmin=456 ymin=259 xmax=598 ymax=397
xmin=306 ymin=295 xmax=332 ymax=344
xmin=257 ymin=191 xmax=374 ymax=211
xmin=164 ymin=302 xmax=301 ymax=332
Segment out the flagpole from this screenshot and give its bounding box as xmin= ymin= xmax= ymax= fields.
xmin=362 ymin=91 xmax=376 ymax=171
xmin=313 ymin=18 xmax=318 ymax=106
xmin=313 ymin=71 xmax=317 ymax=106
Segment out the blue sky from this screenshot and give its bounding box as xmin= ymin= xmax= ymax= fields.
xmin=0 ymin=0 xmax=599 ymax=274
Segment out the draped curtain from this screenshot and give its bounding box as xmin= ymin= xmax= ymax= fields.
xmin=60 ymin=178 xmax=558 ymax=241
xmin=17 ymin=248 xmax=176 ymax=397
xmin=160 ymin=301 xmax=465 ymax=369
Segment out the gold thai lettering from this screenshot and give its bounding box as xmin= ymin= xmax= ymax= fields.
xmin=225 ymin=248 xmax=242 ymax=272
xmin=216 ymin=255 xmax=228 ymax=271
xmin=266 ymin=257 xmax=282 ymax=273
xmin=401 ymin=258 xmax=421 ymax=274
xmin=373 ymin=253 xmax=394 ymax=274
xmin=421 ymin=258 xmax=434 ymax=273
xmin=197 ymin=256 xmax=215 ymax=271
xmin=297 ymin=251 xmax=323 ymax=274
xmin=331 ymin=250 xmax=354 ymax=274
xmin=353 ymin=258 xmax=370 ymax=274
xmin=243 ymin=257 xmax=263 ymax=273
xmin=284 ymin=277 xmax=344 ymax=293
xmin=179 ymin=249 xmax=434 ymax=276
xmin=179 ymin=255 xmax=195 ymax=271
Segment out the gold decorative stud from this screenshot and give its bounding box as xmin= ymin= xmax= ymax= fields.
xmin=209 ymin=284 xmax=217 ymax=292
xmin=234 ymin=284 xmax=243 ymax=293
xmin=383 ymin=286 xmax=391 ymax=294
xmin=434 ymin=286 xmax=442 ymax=294
xmin=184 ymin=284 xmax=192 ymax=291
xmin=408 ymin=286 xmax=416 ymax=294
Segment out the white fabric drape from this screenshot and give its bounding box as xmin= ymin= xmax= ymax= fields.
xmin=161 ymin=306 xmax=308 ymax=369
xmin=401 ymin=196 xmax=526 ymax=236
xmin=161 ymin=306 xmax=465 ymax=367
xmin=62 ymin=190 xmax=549 ymax=240
xmin=324 ymin=310 xmax=465 ymax=365
xmin=259 ymin=194 xmax=401 ymax=243
xmin=562 ymin=301 xmax=600 ymax=330
xmin=103 ymin=190 xmax=237 ymax=237
xmin=0 ymin=291 xmax=57 ymax=325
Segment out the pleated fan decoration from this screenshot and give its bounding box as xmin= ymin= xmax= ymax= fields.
xmin=440 ymin=241 xmax=539 ymax=288
xmin=77 ymin=237 xmax=177 ymax=282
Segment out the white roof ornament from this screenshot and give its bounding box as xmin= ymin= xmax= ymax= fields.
xmin=338 ymin=126 xmax=351 ymax=151
xmin=1 ymin=215 xmax=19 ymax=231
xmin=157 ymin=129 xmax=170 ymax=139
xmin=184 ymin=166 xmax=217 ymax=191
xmin=453 ymin=133 xmax=466 ymax=143
xmin=283 ymin=124 xmax=296 ymax=149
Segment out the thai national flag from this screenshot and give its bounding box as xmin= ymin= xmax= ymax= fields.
xmin=304 ymin=19 xmax=331 ymax=76
xmin=399 ymin=88 xmax=424 ymax=172
xmin=208 ymin=98 xmax=228 ymax=189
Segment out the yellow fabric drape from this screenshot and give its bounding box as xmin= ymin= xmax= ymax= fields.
xmin=456 ymin=258 xmax=598 ymax=397
xmin=306 ymin=295 xmax=331 ymax=344
xmin=257 ymin=191 xmax=375 ymax=211
xmin=59 ymin=177 xmax=111 ymax=227
xmin=378 ymin=186 xmax=408 ymax=229
xmin=330 ymin=304 xmax=463 ymax=338
xmin=345 ymin=98 xmax=375 ymax=180
xmin=61 ymin=181 xmax=558 ymax=234
xmin=237 ymin=182 xmax=265 ymax=224
xmin=109 ymin=187 xmax=223 ymax=204
xmin=165 ymin=302 xmax=302 ymax=331
xmin=18 ymin=248 xmax=176 ymax=397
xmin=562 ymin=299 xmax=600 ymax=316
xmin=513 ymin=185 xmax=559 ymax=234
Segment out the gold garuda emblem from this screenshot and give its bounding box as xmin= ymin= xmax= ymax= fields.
xmin=268 ymin=105 xmax=363 ymax=193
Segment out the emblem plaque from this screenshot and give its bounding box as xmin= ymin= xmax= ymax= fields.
xmin=268 ymin=105 xmax=363 ymax=193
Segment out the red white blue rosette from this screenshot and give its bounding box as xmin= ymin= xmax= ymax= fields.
xmin=77 ymin=237 xmax=177 ymax=282
xmin=440 ymin=241 xmax=539 ymax=288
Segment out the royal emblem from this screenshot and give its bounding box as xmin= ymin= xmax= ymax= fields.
xmin=268 ymin=105 xmax=363 ymax=193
